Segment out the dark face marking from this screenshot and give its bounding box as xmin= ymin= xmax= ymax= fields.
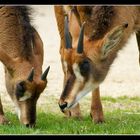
xmin=16 ymin=81 xmax=26 ymax=100
xmin=79 ymin=59 xmax=90 ymax=77
xmin=60 ymin=74 xmax=76 ymax=100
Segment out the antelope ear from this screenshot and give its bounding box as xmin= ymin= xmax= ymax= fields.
xmin=101 ymin=23 xmax=128 ymax=59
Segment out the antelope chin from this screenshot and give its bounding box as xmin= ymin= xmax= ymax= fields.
xmin=65 ymin=91 xmax=90 ymax=110
xmin=66 ymin=88 xmax=94 ymax=110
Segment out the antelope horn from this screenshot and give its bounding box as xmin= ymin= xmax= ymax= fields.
xmin=64 ymin=15 xmax=72 ymax=49
xmin=41 ymin=66 xmax=50 ymax=81
xmin=27 ymin=67 xmax=34 ymax=82
xmin=77 ymin=22 xmax=85 ymax=54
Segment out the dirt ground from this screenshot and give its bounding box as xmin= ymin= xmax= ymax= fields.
xmin=1 ymin=6 xmax=140 ymax=109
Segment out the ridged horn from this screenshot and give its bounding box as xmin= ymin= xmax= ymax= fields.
xmin=64 ymin=15 xmax=72 ymax=49
xmin=77 ymin=22 xmax=85 ymax=54
xmin=41 ymin=66 xmax=50 ymax=81
xmin=27 ymin=67 xmax=34 ymax=82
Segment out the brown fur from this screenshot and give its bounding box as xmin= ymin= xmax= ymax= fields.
xmin=76 ymin=6 xmax=115 ymax=40
xmin=0 ymin=6 xmax=33 ymax=59
xmin=55 ymin=6 xmax=140 ymax=123
xmin=0 ymin=6 xmax=49 ymax=127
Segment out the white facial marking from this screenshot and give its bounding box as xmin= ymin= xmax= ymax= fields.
xmin=15 ymin=106 xmax=21 ymax=120
xmin=66 ymin=80 xmax=80 ymax=109
xmin=67 ymin=79 xmax=98 ymax=109
xmin=17 ymin=108 xmax=21 ymax=120
xmin=19 ymin=91 xmax=31 ymax=101
xmin=63 ymin=61 xmax=68 ymax=72
xmin=73 ymin=63 xmax=84 ymax=82
xmin=66 ymin=63 xmax=99 ymax=108
xmin=75 ymin=80 xmax=98 ymax=103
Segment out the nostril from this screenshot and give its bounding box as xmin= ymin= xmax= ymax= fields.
xmin=59 ymin=102 xmax=67 ymax=110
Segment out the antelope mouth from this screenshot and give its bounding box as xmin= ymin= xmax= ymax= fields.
xmin=67 ymin=91 xmax=89 ymax=109
xmin=67 ymin=101 xmax=78 ymax=109
xmin=59 ymin=100 xmax=78 ymax=112
xmin=65 ymin=90 xmax=92 ymax=110
xmin=64 ymin=95 xmax=83 ymax=110
xmin=60 ymin=83 xmax=95 ymax=112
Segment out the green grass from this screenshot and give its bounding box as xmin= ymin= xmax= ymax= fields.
xmin=1 ymin=95 xmax=140 ymax=135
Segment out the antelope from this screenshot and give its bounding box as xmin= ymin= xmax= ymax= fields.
xmin=0 ymin=6 xmax=50 ymax=127
xmin=54 ymin=6 xmax=140 ymax=123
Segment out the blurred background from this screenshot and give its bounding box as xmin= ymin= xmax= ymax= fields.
xmin=1 ymin=5 xmax=140 ymax=109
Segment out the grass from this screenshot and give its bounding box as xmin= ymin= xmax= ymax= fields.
xmin=1 ymin=95 xmax=140 ymax=135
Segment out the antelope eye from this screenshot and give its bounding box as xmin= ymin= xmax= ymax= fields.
xmin=16 ymin=81 xmax=26 ymax=98
xmin=79 ymin=59 xmax=90 ymax=76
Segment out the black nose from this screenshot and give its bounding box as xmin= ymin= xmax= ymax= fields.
xmin=59 ymin=102 xmax=67 ymax=111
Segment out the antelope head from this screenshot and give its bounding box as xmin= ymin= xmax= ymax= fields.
xmin=59 ymin=15 xmax=128 ymax=113
xmin=0 ymin=29 xmax=50 ymax=127
xmin=14 ymin=66 xmax=50 ymax=127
